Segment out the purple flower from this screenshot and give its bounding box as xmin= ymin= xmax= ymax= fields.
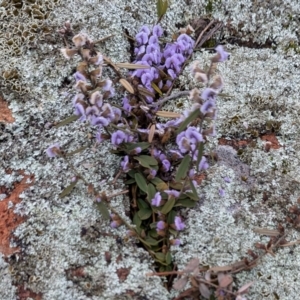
xmin=74 ymin=71 xmax=86 ymax=82
xmin=162 ymin=159 xmax=171 ymax=172
xmin=95 ymin=132 xmax=104 ymax=143
xmin=201 ymin=88 xmax=217 ymax=101
xmin=165 ymin=190 xmax=180 ymax=198
xmin=150 ymin=169 xmax=157 ymax=177
xmin=149 ymin=35 xmax=159 ymax=45
xmin=219 ymin=188 xmax=225 ymax=197
xmin=176 ymin=127 xmax=202 ymax=154
xmin=123 ymin=97 xmax=132 ymax=114
xmin=200 ymin=99 xmax=216 ymax=115
xmin=215 ymin=45 xmax=229 ymax=62
xmin=121 ymin=155 xmax=130 ymax=172
xmin=146 ymin=44 xmax=161 ymax=64
xmin=170 ymin=239 xmax=181 ymax=246
xmin=136 ymin=31 xmax=148 ymax=46
xmin=111 ymin=130 xmax=129 ymax=146
xmin=90 ymin=115 xmax=109 ymax=127
xmin=198 ymin=156 xmax=209 ymax=171
xmin=156 ymin=221 xmax=166 ymax=231
xmin=46 ymin=143 xmax=60 ymax=158
xmin=165 ymin=54 xmax=184 ymax=74
xmin=174 ymin=216 xmax=185 ymax=231
xmin=140 ymin=25 xmax=150 ymax=35
xmin=134 ymin=45 xmax=146 ymax=56
xmin=224 ymin=176 xmax=231 ymax=183
xmin=185 ymin=127 xmax=203 ymax=144
xmin=102 ymin=79 xmax=115 ymax=96
xmin=74 ymin=102 xmax=86 ymax=122
xmin=152 ymin=25 xmax=163 ymax=37
xmin=110 ymin=221 xmax=119 ymax=228
xmin=177 ymin=34 xmax=195 ymax=54
xmin=151 ymin=192 xmax=162 ymax=207
xmin=142 ymin=53 xmax=154 ymax=66
xmin=86 ymin=105 xmax=100 ymax=117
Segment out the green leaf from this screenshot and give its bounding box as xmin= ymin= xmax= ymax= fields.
xmin=95 ymin=201 xmax=110 ymax=220
xmin=138 ymin=208 xmax=152 ymax=220
xmin=196 ymin=142 xmax=204 ymax=172
xmin=161 ymin=198 xmax=175 ymax=214
xmin=151 ymin=177 xmax=168 ymax=191
xmin=165 ymin=252 xmax=172 ymax=265
xmin=175 ymin=155 xmax=191 ymax=181
xmin=184 ymin=191 xmax=199 ymax=201
xmin=135 ymin=173 xmax=148 ymax=193
xmin=134 ymin=155 xmax=158 ymax=168
xmin=154 ymin=252 xmax=166 ymax=262
xmin=65 ymin=146 xmax=88 ymax=156
xmin=127 ymin=169 xmax=136 ymax=178
xmin=147 ymin=183 xmax=156 ymax=202
xmin=55 ymin=115 xmax=79 ymax=128
xmin=169 ymin=228 xmax=178 ymax=237
xmin=133 ymin=213 xmax=142 ymax=227
xmin=165 ymin=265 xmax=173 ymax=272
xmin=169 ymin=181 xmax=183 ymax=190
xmin=167 ymin=210 xmax=176 ymax=224
xmin=174 ymin=198 xmax=197 ymax=208
xmin=157 ymin=0 xmax=168 ymax=20
xmin=176 ymin=109 xmax=200 ymax=134
xmin=124 ymin=178 xmax=136 ymax=185
xmin=59 ymin=181 xmax=78 ymax=198
xmin=189 ymin=179 xmax=199 ymax=200
xmin=137 ymin=198 xmax=150 ymax=209
xmin=145 ymin=237 xmax=161 ymax=246
xmin=149 ymin=228 xmax=159 ymax=238
xmin=125 ymin=142 xmax=150 ymax=152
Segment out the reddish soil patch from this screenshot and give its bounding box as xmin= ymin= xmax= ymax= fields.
xmin=218 ymin=137 xmax=253 ymax=150
xmin=0 ymin=96 xmax=15 ymax=123
xmin=261 ymin=133 xmax=281 ymax=150
xmin=17 ymin=285 xmax=42 ymax=300
xmin=0 ymin=171 xmax=34 ymax=256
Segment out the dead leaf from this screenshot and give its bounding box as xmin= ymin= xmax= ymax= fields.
xmin=156 ymin=111 xmax=181 ymax=118
xmin=173 ymin=276 xmax=188 ymax=290
xmin=119 ymin=78 xmax=135 ymax=94
xmin=115 ymin=63 xmax=150 ymax=69
xmin=199 ymin=283 xmax=211 ymax=299
xmin=183 ymin=258 xmax=199 ymax=273
xmin=148 ymin=124 xmax=155 ymax=143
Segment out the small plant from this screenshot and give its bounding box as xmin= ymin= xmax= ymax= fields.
xmin=47 ymin=14 xmax=229 ymax=272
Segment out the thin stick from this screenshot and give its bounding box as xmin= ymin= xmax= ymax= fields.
xmin=93 ymin=34 xmax=114 ymax=44
xmin=152 ymin=91 xmax=190 ymax=108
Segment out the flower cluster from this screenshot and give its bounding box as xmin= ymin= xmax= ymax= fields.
xmin=131 ymin=25 xmax=195 ymax=103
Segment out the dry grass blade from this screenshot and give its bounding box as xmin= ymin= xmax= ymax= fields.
xmin=253 ymin=228 xmax=280 ymax=236
xmin=119 ymin=78 xmax=135 ymax=94
xmin=156 ymin=111 xmax=181 ymax=118
xmin=237 ymin=281 xmax=254 ymax=294
xmin=148 ymin=124 xmax=155 ymax=143
xmin=137 ymin=86 xmax=156 ymax=97
xmin=115 ymin=63 xmax=150 ymax=69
